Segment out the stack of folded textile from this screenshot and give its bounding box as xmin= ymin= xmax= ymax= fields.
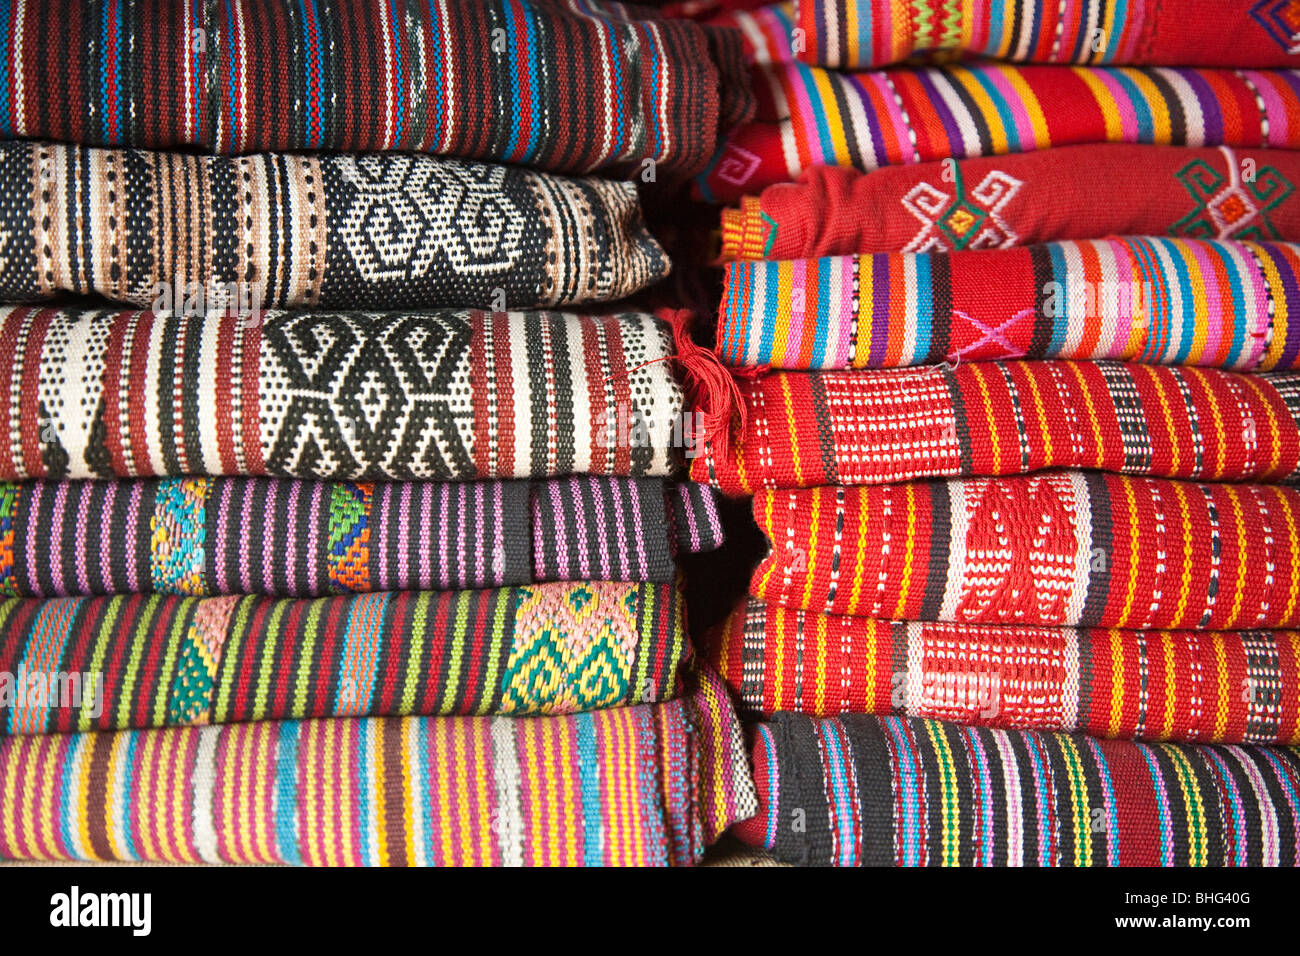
xmin=0 ymin=0 xmax=759 ymax=866
xmin=696 ymin=0 xmax=1300 ymax=865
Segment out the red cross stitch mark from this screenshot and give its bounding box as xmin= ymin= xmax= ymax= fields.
xmin=948 ymin=308 xmax=1033 ymax=362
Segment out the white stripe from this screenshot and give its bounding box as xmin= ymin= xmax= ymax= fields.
xmin=192 ymin=725 xmax=222 ymax=864
xmin=490 ymin=717 xmax=525 ymax=866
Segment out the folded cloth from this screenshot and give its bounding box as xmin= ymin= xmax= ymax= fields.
xmin=691 ymin=361 xmax=1300 ymax=494
xmin=0 ymin=580 xmax=689 ymax=735
xmin=706 ymin=0 xmax=796 ymax=65
xmin=0 ymin=306 xmax=684 ymax=481
xmin=712 ymin=596 xmax=1300 ymax=744
xmin=720 ymin=146 xmax=1300 ymax=261
xmin=0 ymin=142 xmax=668 ymax=311
xmin=0 ymin=664 xmax=755 ymax=865
xmin=720 ymin=239 xmax=1300 ymax=370
xmin=698 ymin=62 xmax=1300 ymax=202
xmin=750 ymin=476 xmax=1300 ymax=629
xmin=0 ymin=476 xmax=720 ymax=597
xmin=736 ymin=711 xmax=1300 ymax=865
xmin=795 ymin=0 xmax=1300 ymax=70
xmin=0 ymin=0 xmax=753 ymax=181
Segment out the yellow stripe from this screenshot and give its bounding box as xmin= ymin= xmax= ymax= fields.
xmin=995 ymin=63 xmax=1052 ymax=147
xmin=969 ymin=364 xmax=1002 ymax=474
xmin=813 ymin=609 xmax=828 ymax=715
xmin=1107 ymin=628 xmax=1126 ymax=738
xmin=1072 ymin=66 xmax=1125 ymax=140
xmin=950 ymin=65 xmax=1010 ymax=153
xmin=1269 ymin=487 xmax=1300 ymax=624
xmin=847 ymin=487 xmax=870 ymax=616
xmin=893 ymin=483 xmax=917 ymax=619
xmin=808 ymin=67 xmax=854 ymax=165
xmin=1213 ymin=638 xmax=1230 ymax=741
xmin=1117 ymin=68 xmax=1172 ymax=143
xmin=1168 ymin=481 xmax=1195 ymax=626
xmin=1116 ymin=479 xmax=1141 ymax=628
xmin=801 ymin=487 xmax=822 ymax=611
xmin=1222 ymin=487 xmax=1249 ymax=629
xmin=774 ymin=260 xmax=794 ymax=368
xmin=779 ymin=373 xmax=806 ymax=486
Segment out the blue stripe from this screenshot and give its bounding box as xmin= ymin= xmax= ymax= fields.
xmin=576 ymin=712 xmax=603 ymax=866
xmin=913 ymin=253 xmax=933 ymax=363
xmin=1045 ymin=241 xmax=1071 ymax=357
xmin=0 ymin=0 xmax=12 ymax=137
xmin=274 ymin=721 xmax=302 ymax=865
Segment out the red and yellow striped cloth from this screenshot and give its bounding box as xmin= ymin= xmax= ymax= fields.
xmin=709 ymin=596 xmax=1300 ymax=744
xmin=750 ymin=475 xmax=1300 ymax=629
xmin=691 ymin=361 xmax=1300 ymax=495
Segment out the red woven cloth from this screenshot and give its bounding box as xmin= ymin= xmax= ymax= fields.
xmin=750 ymin=475 xmax=1300 ymax=629
xmin=697 ymin=62 xmax=1300 ymax=202
xmin=689 ymin=361 xmax=1300 ymax=495
xmin=720 ymin=145 xmax=1300 ymax=261
xmin=708 ymin=596 xmax=1300 ymax=744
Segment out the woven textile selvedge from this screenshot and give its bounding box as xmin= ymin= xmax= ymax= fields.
xmin=0 ymin=580 xmax=689 ymax=734
xmin=0 ymin=476 xmax=720 ymax=597
xmin=720 ymin=145 xmax=1300 ymax=260
xmin=796 ymin=0 xmax=1300 ymax=70
xmin=710 ymin=596 xmax=1300 ymax=743
xmin=736 ymin=712 xmax=1300 ymax=865
xmin=0 ymin=664 xmax=756 ymax=865
xmin=720 ymin=239 xmax=1300 ymax=371
xmin=690 ymin=361 xmax=1300 ymax=495
xmin=698 ymin=62 xmax=1300 ymax=202
xmin=0 ymin=0 xmax=753 ymax=180
xmin=0 ymin=306 xmax=683 ymax=481
xmin=751 ymin=476 xmax=1300 ymax=629
xmin=0 ymin=142 xmax=667 ymax=310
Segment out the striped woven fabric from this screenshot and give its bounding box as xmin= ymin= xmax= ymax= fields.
xmin=0 ymin=476 xmax=720 ymax=597
xmin=737 ymin=712 xmax=1300 ymax=865
xmin=0 ymin=141 xmax=668 ymax=311
xmin=796 ymin=0 xmax=1300 ymax=70
xmin=711 ymin=596 xmax=1300 ymax=744
xmin=0 ymin=0 xmax=752 ymax=180
xmin=0 ymin=580 xmax=689 ymax=735
xmin=690 ymin=361 xmax=1300 ymax=495
xmin=719 ymin=239 xmax=1300 ymax=371
xmin=0 ymin=664 xmax=755 ymax=866
xmin=719 ymin=145 xmax=1300 ymax=261
xmin=750 ymin=476 xmax=1300 ymax=629
xmin=708 ymin=0 xmax=796 ymax=65
xmin=0 ymin=306 xmax=683 ymax=481
xmin=698 ymin=62 xmax=1300 ymax=202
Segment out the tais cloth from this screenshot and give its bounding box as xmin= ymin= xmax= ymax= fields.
xmin=719 ymin=146 xmax=1300 ymax=261
xmin=719 ymin=239 xmax=1300 ymax=371
xmin=712 ymin=597 xmax=1300 ymax=744
xmin=0 ymin=665 xmax=756 ymax=866
xmin=0 ymin=477 xmax=722 ymax=597
xmin=796 ymin=0 xmax=1300 ymax=70
xmin=691 ymin=361 xmax=1300 ymax=495
xmin=706 ymin=1 xmax=796 ymax=65
xmin=0 ymin=0 xmax=753 ymax=180
xmin=751 ymin=476 xmax=1300 ymax=630
xmin=0 ymin=306 xmax=683 ymax=481
xmin=0 ymin=581 xmax=688 ymax=735
xmin=737 ymin=712 xmax=1300 ymax=866
xmin=0 ymin=142 xmax=668 ymax=311
xmin=698 ymin=62 xmax=1300 ymax=202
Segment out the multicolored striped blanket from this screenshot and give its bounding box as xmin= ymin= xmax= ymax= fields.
xmin=720 ymin=146 xmax=1300 ymax=261
xmin=0 ymin=665 xmax=756 ymax=866
xmin=0 ymin=477 xmax=720 ymax=597
xmin=737 ymin=712 xmax=1300 ymax=865
xmin=750 ymin=476 xmax=1300 ymax=629
xmin=0 ymin=142 xmax=668 ymax=311
xmin=698 ymin=62 xmax=1300 ymax=201
xmin=710 ymin=596 xmax=1300 ymax=743
xmin=0 ymin=0 xmax=752 ymax=180
xmin=691 ymin=361 xmax=1300 ymax=495
xmin=0 ymin=306 xmax=684 ymax=481
xmin=719 ymin=239 xmax=1300 ymax=370
xmin=0 ymin=581 xmax=689 ymax=735
xmin=794 ymin=0 xmax=1300 ymax=70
